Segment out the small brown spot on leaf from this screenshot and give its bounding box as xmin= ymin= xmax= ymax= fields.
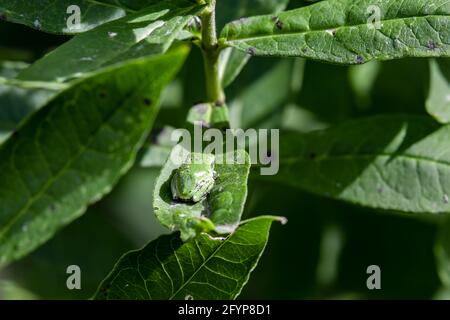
xmin=271 ymin=16 xmax=284 ymax=30
xmin=309 ymin=152 xmax=317 ymax=159
xmin=144 ymin=98 xmax=152 ymax=106
xmin=215 ymin=100 xmax=224 ymax=107
xmin=427 ymin=41 xmax=438 ymax=50
xmin=246 ymin=47 xmax=256 ymax=56
xmin=276 ymin=20 xmax=284 ymax=30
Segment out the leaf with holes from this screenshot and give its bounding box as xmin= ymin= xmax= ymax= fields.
xmin=93 ymin=216 xmax=284 ymax=300
xmin=0 ymin=46 xmax=189 ymax=267
xmin=221 ymin=0 xmax=450 ymax=64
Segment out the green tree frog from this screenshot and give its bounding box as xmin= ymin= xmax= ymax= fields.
xmin=171 ymin=153 xmax=216 ymax=203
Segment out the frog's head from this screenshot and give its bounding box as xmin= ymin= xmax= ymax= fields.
xmin=171 ymin=166 xmax=197 ymax=201
xmin=170 ymin=153 xmax=216 ymax=203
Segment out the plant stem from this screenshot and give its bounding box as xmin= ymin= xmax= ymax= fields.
xmin=200 ymin=0 xmax=224 ymax=103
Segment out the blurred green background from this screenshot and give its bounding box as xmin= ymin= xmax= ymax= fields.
xmin=1 ymin=0 xmax=449 ymax=300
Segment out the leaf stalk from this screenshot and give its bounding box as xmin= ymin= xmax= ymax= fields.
xmin=200 ymin=0 xmax=225 ymax=103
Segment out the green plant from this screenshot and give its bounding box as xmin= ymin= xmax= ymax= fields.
xmin=0 ymin=0 xmax=449 ymax=300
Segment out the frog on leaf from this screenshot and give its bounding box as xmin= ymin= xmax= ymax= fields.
xmin=171 ymin=153 xmax=217 ymax=203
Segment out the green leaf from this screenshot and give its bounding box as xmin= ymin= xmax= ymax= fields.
xmin=270 ymin=115 xmax=450 ymax=214
xmin=139 ymin=126 xmax=177 ymax=168
xmin=0 ymin=61 xmax=28 ymax=78
xmin=186 ymin=103 xmax=230 ymax=129
xmin=217 ymin=0 xmax=289 ymax=87
xmin=427 ymin=59 xmax=450 ymax=123
xmin=287 ymin=60 xmax=355 ymax=129
xmin=349 ymin=60 xmax=382 ymax=110
xmin=154 ymin=148 xmax=250 ymax=241
xmin=355 ymin=59 xmax=429 ymax=115
xmin=0 ymin=83 xmax=56 ymax=144
xmin=216 ymin=0 xmax=289 ymax=31
xmin=219 ymin=48 xmax=250 ymax=88
xmin=0 ymin=280 xmax=38 ymax=300
xmin=17 ymin=1 xmax=204 ymax=82
xmin=0 ymin=62 xmax=59 ymax=144
xmin=434 ymin=287 xmax=450 ymax=300
xmin=229 ymin=59 xmax=293 ymax=128
xmin=221 ymin=0 xmax=450 ymax=64
xmin=93 ymin=216 xmax=284 ymax=300
xmin=0 ymin=0 xmax=127 ymax=34
xmin=435 ymin=217 xmax=450 ymax=287
xmin=0 ymin=0 xmax=177 ymax=34
xmin=0 ymin=46 xmax=189 ymax=267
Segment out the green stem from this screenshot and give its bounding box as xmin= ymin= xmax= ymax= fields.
xmin=200 ymin=0 xmax=225 ymax=103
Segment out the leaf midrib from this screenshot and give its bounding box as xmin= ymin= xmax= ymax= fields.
xmin=224 ymin=14 xmax=449 ymax=43
xmin=168 ymin=234 xmax=233 ymax=299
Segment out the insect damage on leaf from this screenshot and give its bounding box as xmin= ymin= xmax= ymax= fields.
xmin=221 ymin=0 xmax=450 ymax=64
xmin=154 ymin=148 xmax=250 ymax=242
xmin=271 ymin=16 xmax=283 ymax=30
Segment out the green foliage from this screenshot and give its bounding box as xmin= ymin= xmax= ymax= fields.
xmin=271 ymin=115 xmax=450 ymax=214
xmin=217 ymin=0 xmax=290 ymax=87
xmin=93 ymin=216 xmax=283 ymax=300
xmin=17 ymin=1 xmax=204 ymax=82
xmin=0 ymin=47 xmax=188 ymax=267
xmin=222 ymin=0 xmax=450 ymax=64
xmin=154 ymin=148 xmax=250 ymax=241
xmin=427 ymin=59 xmax=450 ymax=123
xmin=1 ymin=0 xmax=450 ymax=300
xmin=435 ymin=217 xmax=450 ymax=287
xmin=0 ymin=0 xmax=197 ymax=34
xmin=0 ymin=61 xmax=56 ymax=143
xmin=0 ymin=0 xmax=128 ymax=34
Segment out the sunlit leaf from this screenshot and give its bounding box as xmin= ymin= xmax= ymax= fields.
xmin=94 ymin=216 xmax=284 ymax=300
xmin=0 ymin=46 xmax=188 ymax=267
